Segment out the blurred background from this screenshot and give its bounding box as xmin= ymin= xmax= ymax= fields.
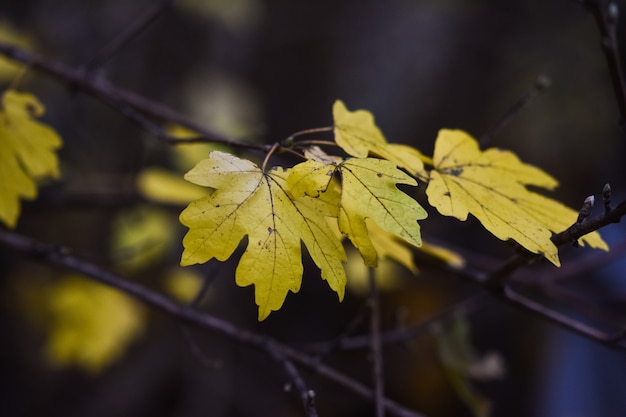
xmin=1 ymin=1 xmax=626 ymax=416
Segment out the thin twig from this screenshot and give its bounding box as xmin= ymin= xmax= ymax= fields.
xmin=582 ymin=0 xmax=626 ymax=125
xmin=265 ymin=341 xmax=319 ymax=417
xmin=83 ymin=0 xmax=174 ymax=72
xmin=179 ymin=263 xmax=222 ymax=368
xmin=0 ymin=229 xmax=426 ymax=417
xmin=479 ymin=74 xmax=551 ymax=147
xmin=485 ymin=198 xmax=626 ymax=289
xmin=306 ymin=293 xmax=487 ymax=352
xmin=368 ymin=268 xmax=385 ymax=417
xmin=285 ymin=126 xmax=334 ymax=142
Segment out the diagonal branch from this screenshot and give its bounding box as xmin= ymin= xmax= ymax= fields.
xmin=0 ymin=229 xmax=425 ymax=417
xmin=0 ymin=42 xmax=267 ymax=151
xmin=582 ymin=0 xmax=626 ymax=125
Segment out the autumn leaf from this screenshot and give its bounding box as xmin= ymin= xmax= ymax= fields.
xmin=425 ymin=129 xmax=607 ymax=266
xmin=137 ymin=167 xmax=211 ymax=204
xmin=333 ymin=100 xmax=429 ymax=176
xmin=288 ymin=156 xmax=427 ymax=267
xmin=0 ymin=21 xmax=33 ymax=81
xmin=110 ymin=206 xmax=178 ymax=273
xmin=43 ymin=276 xmax=144 ymax=374
xmin=179 ymin=151 xmax=347 ymax=320
xmin=0 ymin=90 xmax=62 ymax=227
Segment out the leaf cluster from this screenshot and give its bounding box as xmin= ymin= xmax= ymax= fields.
xmin=179 ymin=100 xmax=607 ymax=319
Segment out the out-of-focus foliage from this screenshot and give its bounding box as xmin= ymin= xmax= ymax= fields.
xmin=110 ymin=206 xmax=177 ymax=273
xmin=0 ymin=21 xmax=32 ymax=81
xmin=42 ymin=275 xmax=144 ymax=374
xmin=137 ymin=167 xmax=210 ymax=204
xmin=177 ymin=0 xmax=263 ymax=31
xmin=163 ymin=267 xmax=206 ymax=303
xmin=0 ymin=90 xmax=62 ymax=227
xmin=433 ymin=314 xmax=506 ymax=417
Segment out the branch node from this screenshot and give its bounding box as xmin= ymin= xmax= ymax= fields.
xmin=603 ymin=183 xmax=612 ymax=213
xmin=577 ymin=195 xmax=595 ymax=224
xmin=535 ymin=73 xmax=552 ymax=90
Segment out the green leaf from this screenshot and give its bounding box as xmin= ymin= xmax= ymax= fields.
xmin=180 ymin=151 xmax=347 ymax=320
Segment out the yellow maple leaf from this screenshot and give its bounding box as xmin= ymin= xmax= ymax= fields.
xmin=44 ymin=276 xmax=144 ymax=374
xmin=179 ymin=151 xmax=347 ymax=320
xmin=333 ymin=100 xmax=430 ymax=176
xmin=0 ymin=90 xmax=62 ymax=227
xmin=426 ymin=129 xmax=608 ymax=266
xmin=288 ymin=157 xmax=427 ymax=267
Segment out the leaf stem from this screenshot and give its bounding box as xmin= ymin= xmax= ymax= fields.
xmin=285 ymin=126 xmax=334 ymax=142
xmin=291 ymin=139 xmax=340 ymax=149
xmin=262 ymin=142 xmax=281 ymax=172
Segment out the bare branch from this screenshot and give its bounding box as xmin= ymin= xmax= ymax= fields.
xmin=0 ymin=229 xmax=426 ymax=417
xmin=0 ymin=42 xmax=267 ymax=151
xmin=83 ymin=1 xmax=174 ymax=72
xmin=479 ymin=74 xmax=551 ymax=147
xmin=368 ymin=268 xmax=385 ymax=417
xmin=581 ymin=0 xmax=626 ymax=125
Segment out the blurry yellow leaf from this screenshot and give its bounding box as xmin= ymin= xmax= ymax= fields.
xmin=345 ymin=220 xmax=418 ymax=295
xmin=44 ymin=276 xmax=144 ymax=374
xmin=164 ymin=124 xmax=230 ymax=171
xmin=0 ymin=90 xmax=62 ymax=227
xmin=0 ymin=22 xmax=33 ymax=81
xmin=177 ymin=0 xmax=263 ymax=31
xmin=333 ymin=100 xmax=430 ymax=176
xmin=425 ymin=130 xmax=607 ymax=266
xmin=345 ymin=248 xmax=407 ymax=296
xmin=180 ymin=151 xmax=347 ymax=320
xmin=110 ymin=206 xmax=177 ymax=273
xmin=163 ymin=268 xmax=206 ymax=303
xmin=419 ymin=240 xmax=466 ymax=269
xmin=137 ymin=167 xmax=211 ymax=204
xmin=366 ymin=219 xmax=418 ymax=273
xmin=288 ymin=157 xmax=427 ymax=267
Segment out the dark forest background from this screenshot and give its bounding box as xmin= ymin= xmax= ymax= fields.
xmin=2 ymin=1 xmax=626 ymax=416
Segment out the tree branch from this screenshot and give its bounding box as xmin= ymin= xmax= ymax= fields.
xmin=0 ymin=42 xmax=267 ymax=151
xmin=582 ymin=0 xmax=626 ymax=125
xmin=0 ymin=229 xmax=425 ymax=417
xmin=368 ymin=268 xmax=385 ymax=417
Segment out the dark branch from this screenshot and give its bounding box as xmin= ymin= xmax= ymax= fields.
xmin=83 ymin=0 xmax=174 ymax=72
xmin=582 ymin=0 xmax=626 ymax=125
xmin=0 ymin=229 xmax=425 ymax=417
xmin=368 ymin=268 xmax=385 ymax=417
xmin=265 ymin=341 xmax=319 ymax=417
xmin=0 ymin=42 xmax=267 ymax=151
xmin=479 ymin=74 xmax=551 ymax=147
